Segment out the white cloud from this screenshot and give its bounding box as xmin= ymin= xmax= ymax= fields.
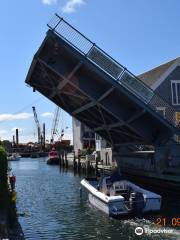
xmin=42 ymin=0 xmax=57 ymax=5
xmin=62 ymin=0 xmax=85 ymax=13
xmin=41 ymin=112 xmax=53 ymax=117
xmin=0 ymin=113 xmax=33 ymax=122
xmin=0 ymin=130 xmax=8 ymax=134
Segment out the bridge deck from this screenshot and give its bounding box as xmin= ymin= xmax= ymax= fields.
xmin=26 ymin=14 xmax=178 ymax=147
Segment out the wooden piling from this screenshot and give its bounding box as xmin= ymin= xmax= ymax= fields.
xmin=62 ymin=151 xmax=65 ymax=167
xmin=73 ymin=152 xmax=77 ymax=171
xmin=86 ymin=159 xmax=90 ymax=177
xmin=77 ymin=156 xmax=81 ymax=173
xmin=65 ymin=151 xmax=68 ymax=168
xmin=95 ymin=155 xmax=98 ymax=176
xmin=58 ymin=150 xmax=62 ymax=167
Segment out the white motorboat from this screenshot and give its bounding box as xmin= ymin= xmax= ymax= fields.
xmin=81 ymin=176 xmax=161 ymax=217
xmin=7 ymin=153 xmax=21 ymax=161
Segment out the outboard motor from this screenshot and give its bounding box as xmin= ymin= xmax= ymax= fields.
xmin=129 ymin=192 xmax=145 ymax=214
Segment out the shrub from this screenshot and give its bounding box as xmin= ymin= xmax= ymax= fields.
xmin=0 ymin=146 xmax=17 ymax=227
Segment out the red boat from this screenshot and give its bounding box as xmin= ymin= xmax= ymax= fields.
xmin=47 ymin=148 xmax=59 ymax=165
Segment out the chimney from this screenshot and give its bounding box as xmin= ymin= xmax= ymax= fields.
xmin=16 ymin=129 xmax=19 ymax=145
xmin=13 ymin=135 xmax=15 ymax=145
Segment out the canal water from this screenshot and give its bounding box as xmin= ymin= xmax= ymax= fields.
xmin=9 ymin=158 xmax=180 ymax=240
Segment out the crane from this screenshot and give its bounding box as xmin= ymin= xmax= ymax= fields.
xmin=32 ymin=106 xmax=42 ymax=144
xmin=50 ymin=106 xmax=60 ymax=144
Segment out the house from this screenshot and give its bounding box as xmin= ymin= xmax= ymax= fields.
xmin=72 ymin=117 xmax=95 ymax=156
xmin=139 ymin=57 xmax=180 ymax=122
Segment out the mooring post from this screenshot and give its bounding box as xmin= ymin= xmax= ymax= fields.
xmin=78 ymin=155 xmax=81 ymax=173
xmin=73 ymin=151 xmax=76 ymax=170
xmin=65 ymin=151 xmax=68 ymax=168
xmin=62 ymin=151 xmax=65 ymax=168
xmin=95 ymin=154 xmax=98 ymax=176
xmin=59 ymin=150 xmax=61 ymax=167
xmin=86 ymin=156 xmax=90 ymax=177
xmin=88 ymin=159 xmax=91 ymax=176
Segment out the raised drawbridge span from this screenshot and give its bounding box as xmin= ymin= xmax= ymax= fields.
xmin=26 ymin=14 xmax=179 ymax=148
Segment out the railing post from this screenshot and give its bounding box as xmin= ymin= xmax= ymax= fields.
xmin=85 ymin=43 xmax=95 ymax=57
xmin=47 ymin=14 xmax=63 ymax=31
xmin=117 ymin=68 xmax=126 ymax=83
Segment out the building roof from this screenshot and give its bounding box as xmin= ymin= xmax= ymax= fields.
xmin=138 ymin=57 xmax=180 ymax=87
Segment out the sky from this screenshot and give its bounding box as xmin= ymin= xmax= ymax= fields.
xmin=0 ymin=0 xmax=180 ymax=143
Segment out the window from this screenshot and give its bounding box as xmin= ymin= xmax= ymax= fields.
xmin=175 ymin=112 xmax=180 ymax=126
xmin=95 ymin=134 xmax=101 ymax=140
xmin=174 ymin=112 xmax=180 ymax=143
xmin=171 ymin=80 xmax=180 ymax=105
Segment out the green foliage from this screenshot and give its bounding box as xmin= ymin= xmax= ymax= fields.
xmin=0 ymin=146 xmax=17 ymax=227
xmin=0 ymin=145 xmax=7 ymax=159
xmin=0 ymin=146 xmax=8 ymax=209
xmin=7 ymin=198 xmax=17 ymax=228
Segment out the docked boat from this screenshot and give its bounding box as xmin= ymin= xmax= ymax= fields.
xmin=47 ymin=148 xmax=59 ymax=165
xmin=7 ymin=153 xmax=21 ymax=161
xmin=81 ymin=176 xmax=161 ymax=217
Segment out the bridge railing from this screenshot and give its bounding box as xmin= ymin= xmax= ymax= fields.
xmin=47 ymin=14 xmax=176 ymax=128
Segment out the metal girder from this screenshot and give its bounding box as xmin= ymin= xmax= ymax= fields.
xmin=58 ymin=95 xmax=71 ymax=112
xmin=35 ymin=58 xmax=149 ymax=142
xmin=110 ymin=128 xmax=142 ymax=141
xmin=72 ymin=87 xmax=114 ymax=116
xmin=94 ymin=122 xmax=124 ymax=131
xmin=38 ymin=59 xmax=82 ymax=99
xmin=98 ymin=87 xmax=114 ymax=102
xmin=30 ymin=82 xmax=53 ymax=91
xmin=97 ymin=105 xmax=114 ymax=146
xmin=38 ymin=60 xmax=57 ymax=89
xmin=55 ymin=61 xmax=82 ymax=91
xmin=126 ymin=109 xmax=146 ymax=124
xmin=72 ymin=101 xmax=96 ymax=115
xmin=37 ymin=60 xmax=59 ymax=99
xmin=62 ymin=91 xmax=87 ymax=100
xmin=75 ymin=115 xmax=103 ymax=127
xmin=94 ymin=120 xmax=142 ymax=141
